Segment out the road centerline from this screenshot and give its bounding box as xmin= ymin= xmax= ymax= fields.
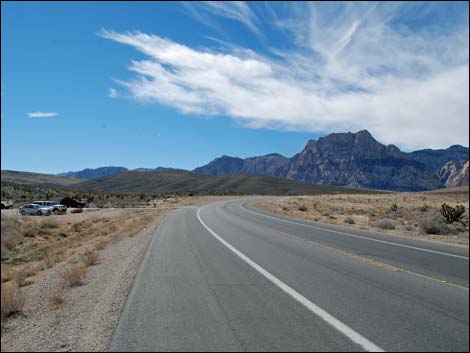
xmin=197 ymin=205 xmax=385 ymax=353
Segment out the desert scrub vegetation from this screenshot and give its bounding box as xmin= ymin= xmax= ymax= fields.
xmin=256 ymin=187 xmax=469 ymax=245
xmin=48 ymin=291 xmax=66 ymax=309
xmin=80 ymin=251 xmax=99 ymax=267
xmin=61 ymin=266 xmax=88 ymax=287
xmin=440 ymin=203 xmax=466 ymax=224
xmin=1 ymin=281 xmax=25 ymax=320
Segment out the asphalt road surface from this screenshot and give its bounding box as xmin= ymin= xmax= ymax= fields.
xmin=109 ymin=198 xmax=469 ymax=352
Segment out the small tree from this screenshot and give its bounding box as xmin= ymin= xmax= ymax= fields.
xmin=440 ymin=203 xmax=465 ymax=224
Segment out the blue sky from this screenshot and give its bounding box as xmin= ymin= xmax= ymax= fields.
xmin=1 ymin=1 xmax=469 ymax=174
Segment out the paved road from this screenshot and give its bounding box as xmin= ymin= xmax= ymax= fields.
xmin=110 ymin=198 xmax=469 ymax=352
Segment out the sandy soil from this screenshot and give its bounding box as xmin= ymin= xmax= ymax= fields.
xmin=256 ymin=188 xmax=469 ymax=246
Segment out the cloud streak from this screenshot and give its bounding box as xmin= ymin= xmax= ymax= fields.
xmin=100 ymin=2 xmax=469 ymax=150
xmin=27 ymin=112 xmax=59 ymax=118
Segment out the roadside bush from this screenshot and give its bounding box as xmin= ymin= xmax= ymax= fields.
xmin=418 ymin=204 xmax=429 ymax=212
xmin=419 ymin=216 xmax=450 ymax=235
xmin=49 ymin=291 xmax=66 ymax=308
xmin=1 ymin=281 xmax=25 ymax=320
xmin=1 ymin=217 xmax=24 ymax=252
xmin=61 ymin=266 xmax=87 ymax=287
xmin=80 ymin=251 xmax=98 ymax=267
xmin=373 ymin=218 xmax=396 ymax=230
xmin=344 ymin=216 xmax=355 ymax=224
xmin=440 ymin=204 xmax=466 ymax=224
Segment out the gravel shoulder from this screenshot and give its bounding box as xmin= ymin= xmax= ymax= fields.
xmin=1 ymin=210 xmax=166 ymax=352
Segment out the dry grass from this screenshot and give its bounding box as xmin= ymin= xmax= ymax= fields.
xmin=1 ymin=281 xmax=25 ymax=320
xmin=80 ymin=251 xmax=98 ymax=267
xmin=48 ymin=291 xmax=66 ymax=308
xmin=61 ymin=266 xmax=87 ymax=287
xmin=257 ymin=188 xmax=469 ymax=245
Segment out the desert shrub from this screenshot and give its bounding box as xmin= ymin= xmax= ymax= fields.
xmin=373 ymin=218 xmax=396 ymax=230
xmin=390 ymin=203 xmax=398 ymax=212
xmin=80 ymin=251 xmax=98 ymax=267
xmin=298 ymin=205 xmax=307 ymax=212
xmin=71 ymin=208 xmax=83 ymax=214
xmin=1 ymin=217 xmax=24 ymax=253
xmin=1 ymin=282 xmax=25 ymax=320
xmin=418 ymin=204 xmax=429 ymax=212
xmin=440 ymin=204 xmax=466 ymax=224
xmin=344 ymin=217 xmax=355 ymax=224
xmin=282 ymin=206 xmax=289 ymax=211
xmin=49 ymin=292 xmax=66 ymax=308
xmin=61 ymin=266 xmax=87 ymax=287
xmin=419 ymin=216 xmax=450 ymax=235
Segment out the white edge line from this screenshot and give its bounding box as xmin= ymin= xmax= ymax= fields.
xmin=197 ymin=206 xmax=385 ymax=353
xmin=240 ymin=203 xmax=469 ymax=261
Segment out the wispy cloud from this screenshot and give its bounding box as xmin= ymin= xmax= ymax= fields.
xmin=181 ymin=1 xmax=264 ymax=39
xmin=100 ymin=2 xmax=469 ymax=150
xmin=27 ymin=112 xmax=59 ymax=118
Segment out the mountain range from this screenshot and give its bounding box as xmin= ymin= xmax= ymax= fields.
xmin=57 ymin=130 xmax=469 ymax=192
xmin=58 ymin=166 xmax=180 ymax=179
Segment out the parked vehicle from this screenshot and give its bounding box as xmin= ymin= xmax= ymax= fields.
xmin=32 ymin=201 xmax=67 ymax=213
xmin=60 ymin=197 xmax=86 ymax=208
xmin=1 ymin=200 xmax=13 ymax=209
xmin=19 ymin=204 xmax=52 ymax=216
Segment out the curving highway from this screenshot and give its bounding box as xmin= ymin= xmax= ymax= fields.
xmin=109 ymin=198 xmax=469 ymax=352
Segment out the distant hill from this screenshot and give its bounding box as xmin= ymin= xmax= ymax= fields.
xmin=58 ymin=166 xmax=183 ymax=179
xmin=194 ymin=130 xmax=469 ymax=192
xmin=58 ymin=166 xmax=128 ymax=179
xmin=1 ymin=170 xmax=81 ymax=187
xmin=70 ymin=170 xmax=381 ymax=195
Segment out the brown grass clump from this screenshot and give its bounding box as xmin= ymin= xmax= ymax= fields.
xmin=1 ymin=281 xmax=25 ymax=320
xmin=80 ymin=251 xmax=99 ymax=267
xmin=71 ymin=208 xmax=83 ymax=214
xmin=48 ymin=291 xmax=66 ymax=308
xmin=61 ymin=266 xmax=87 ymax=287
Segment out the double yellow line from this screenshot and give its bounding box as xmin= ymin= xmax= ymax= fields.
xmin=234 ymin=210 xmax=469 ymax=292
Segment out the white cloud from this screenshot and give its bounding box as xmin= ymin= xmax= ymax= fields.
xmin=27 ymin=112 xmax=59 ymax=118
xmin=181 ymin=1 xmax=263 ymax=39
xmin=100 ymin=2 xmax=469 ymax=150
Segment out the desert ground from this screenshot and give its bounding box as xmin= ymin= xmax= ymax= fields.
xmin=256 ymin=186 xmax=469 ymax=246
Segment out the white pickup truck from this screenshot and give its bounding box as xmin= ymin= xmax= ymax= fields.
xmin=1 ymin=200 xmax=14 ymax=209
